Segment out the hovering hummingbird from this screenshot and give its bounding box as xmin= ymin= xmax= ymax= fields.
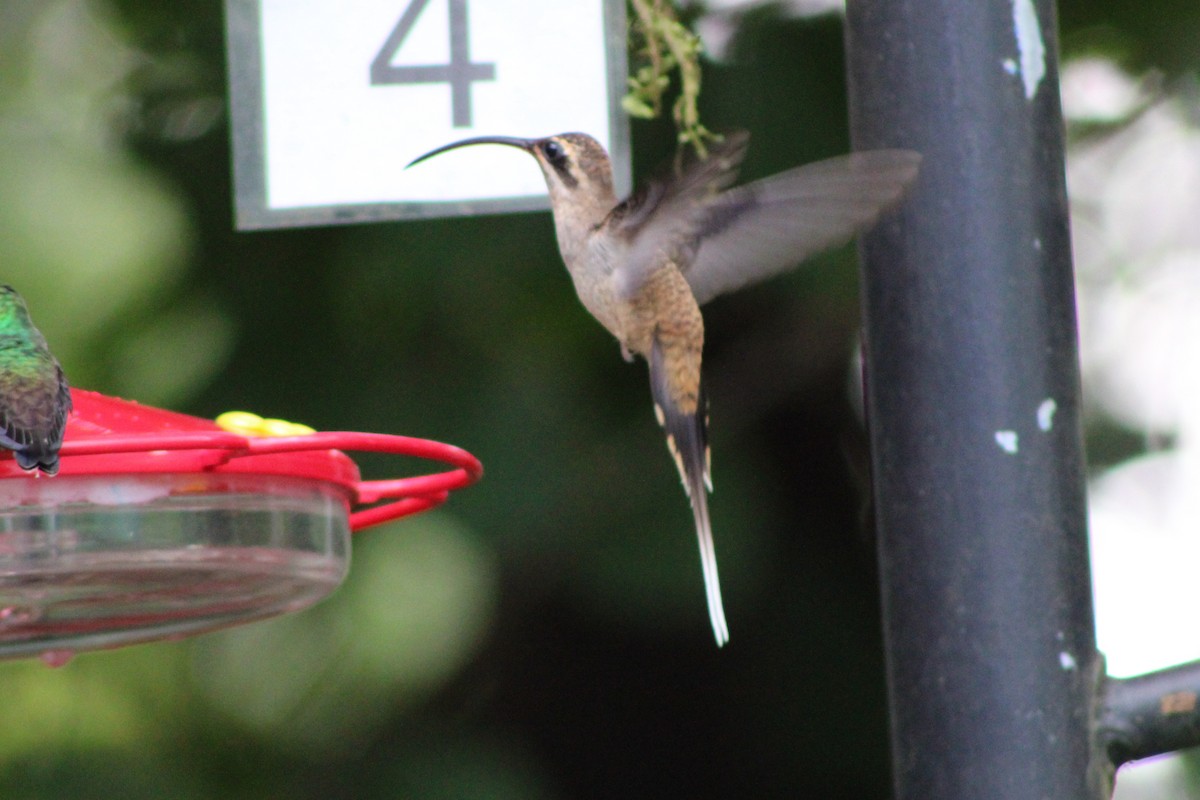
xmin=0 ymin=285 xmax=71 ymax=475
xmin=409 ymin=132 xmax=920 ymax=645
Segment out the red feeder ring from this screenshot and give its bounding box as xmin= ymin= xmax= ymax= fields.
xmin=0 ymin=389 xmax=482 ymax=662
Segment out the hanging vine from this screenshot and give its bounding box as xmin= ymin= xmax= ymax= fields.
xmin=623 ymin=0 xmax=722 ymax=161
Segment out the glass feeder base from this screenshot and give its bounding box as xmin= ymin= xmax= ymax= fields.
xmin=0 ymin=474 xmax=350 ymax=659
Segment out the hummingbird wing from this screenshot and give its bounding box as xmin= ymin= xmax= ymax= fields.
xmin=607 ymin=132 xmax=750 ymax=300
xmin=679 ymin=150 xmax=921 ymax=305
xmin=0 ymin=351 xmax=71 ymax=475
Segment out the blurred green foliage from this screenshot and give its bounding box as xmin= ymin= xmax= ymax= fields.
xmin=0 ymin=0 xmax=1193 ymax=797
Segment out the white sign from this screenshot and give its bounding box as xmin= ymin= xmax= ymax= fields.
xmin=226 ymin=0 xmax=630 ymax=229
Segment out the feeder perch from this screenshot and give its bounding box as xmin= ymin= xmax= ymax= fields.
xmin=0 ymin=389 xmax=482 ymax=661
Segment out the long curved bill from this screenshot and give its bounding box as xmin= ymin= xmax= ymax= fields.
xmin=406 ymin=136 xmax=535 ymax=168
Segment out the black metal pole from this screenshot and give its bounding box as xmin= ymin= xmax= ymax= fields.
xmin=844 ymin=2 xmax=1108 ymax=797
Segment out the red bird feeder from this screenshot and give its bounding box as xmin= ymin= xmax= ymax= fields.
xmin=0 ymin=389 xmax=482 ymax=662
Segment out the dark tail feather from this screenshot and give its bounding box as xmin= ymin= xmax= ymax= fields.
xmin=650 ymin=341 xmax=729 ymax=646
xmin=15 ymin=451 xmax=59 ymax=475
xmin=0 ymin=425 xmax=63 ymax=476
xmin=13 ymin=440 xmax=61 ymax=476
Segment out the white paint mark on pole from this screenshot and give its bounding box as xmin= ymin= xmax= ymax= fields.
xmin=1012 ymin=0 xmax=1046 ymax=100
xmin=1037 ymin=398 xmax=1057 ymax=432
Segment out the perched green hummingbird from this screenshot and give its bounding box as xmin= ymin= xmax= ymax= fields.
xmin=410 ymin=132 xmax=920 ymax=645
xmin=0 ymin=286 xmax=71 ymax=475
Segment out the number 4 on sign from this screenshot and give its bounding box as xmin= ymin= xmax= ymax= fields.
xmin=370 ymin=0 xmax=496 ymax=128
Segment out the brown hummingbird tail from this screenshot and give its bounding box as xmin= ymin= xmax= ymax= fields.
xmin=649 ymin=339 xmax=729 ymax=646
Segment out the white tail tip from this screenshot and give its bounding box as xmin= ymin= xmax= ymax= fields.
xmin=693 ymin=492 xmax=728 ymax=647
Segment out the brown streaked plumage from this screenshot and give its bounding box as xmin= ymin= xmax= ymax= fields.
xmin=409 ymin=132 xmax=921 ymax=646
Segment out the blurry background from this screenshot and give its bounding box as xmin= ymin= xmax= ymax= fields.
xmin=0 ymin=0 xmax=1198 ymax=796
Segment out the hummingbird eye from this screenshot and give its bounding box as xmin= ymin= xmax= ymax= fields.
xmin=540 ymin=140 xmax=566 ymax=163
